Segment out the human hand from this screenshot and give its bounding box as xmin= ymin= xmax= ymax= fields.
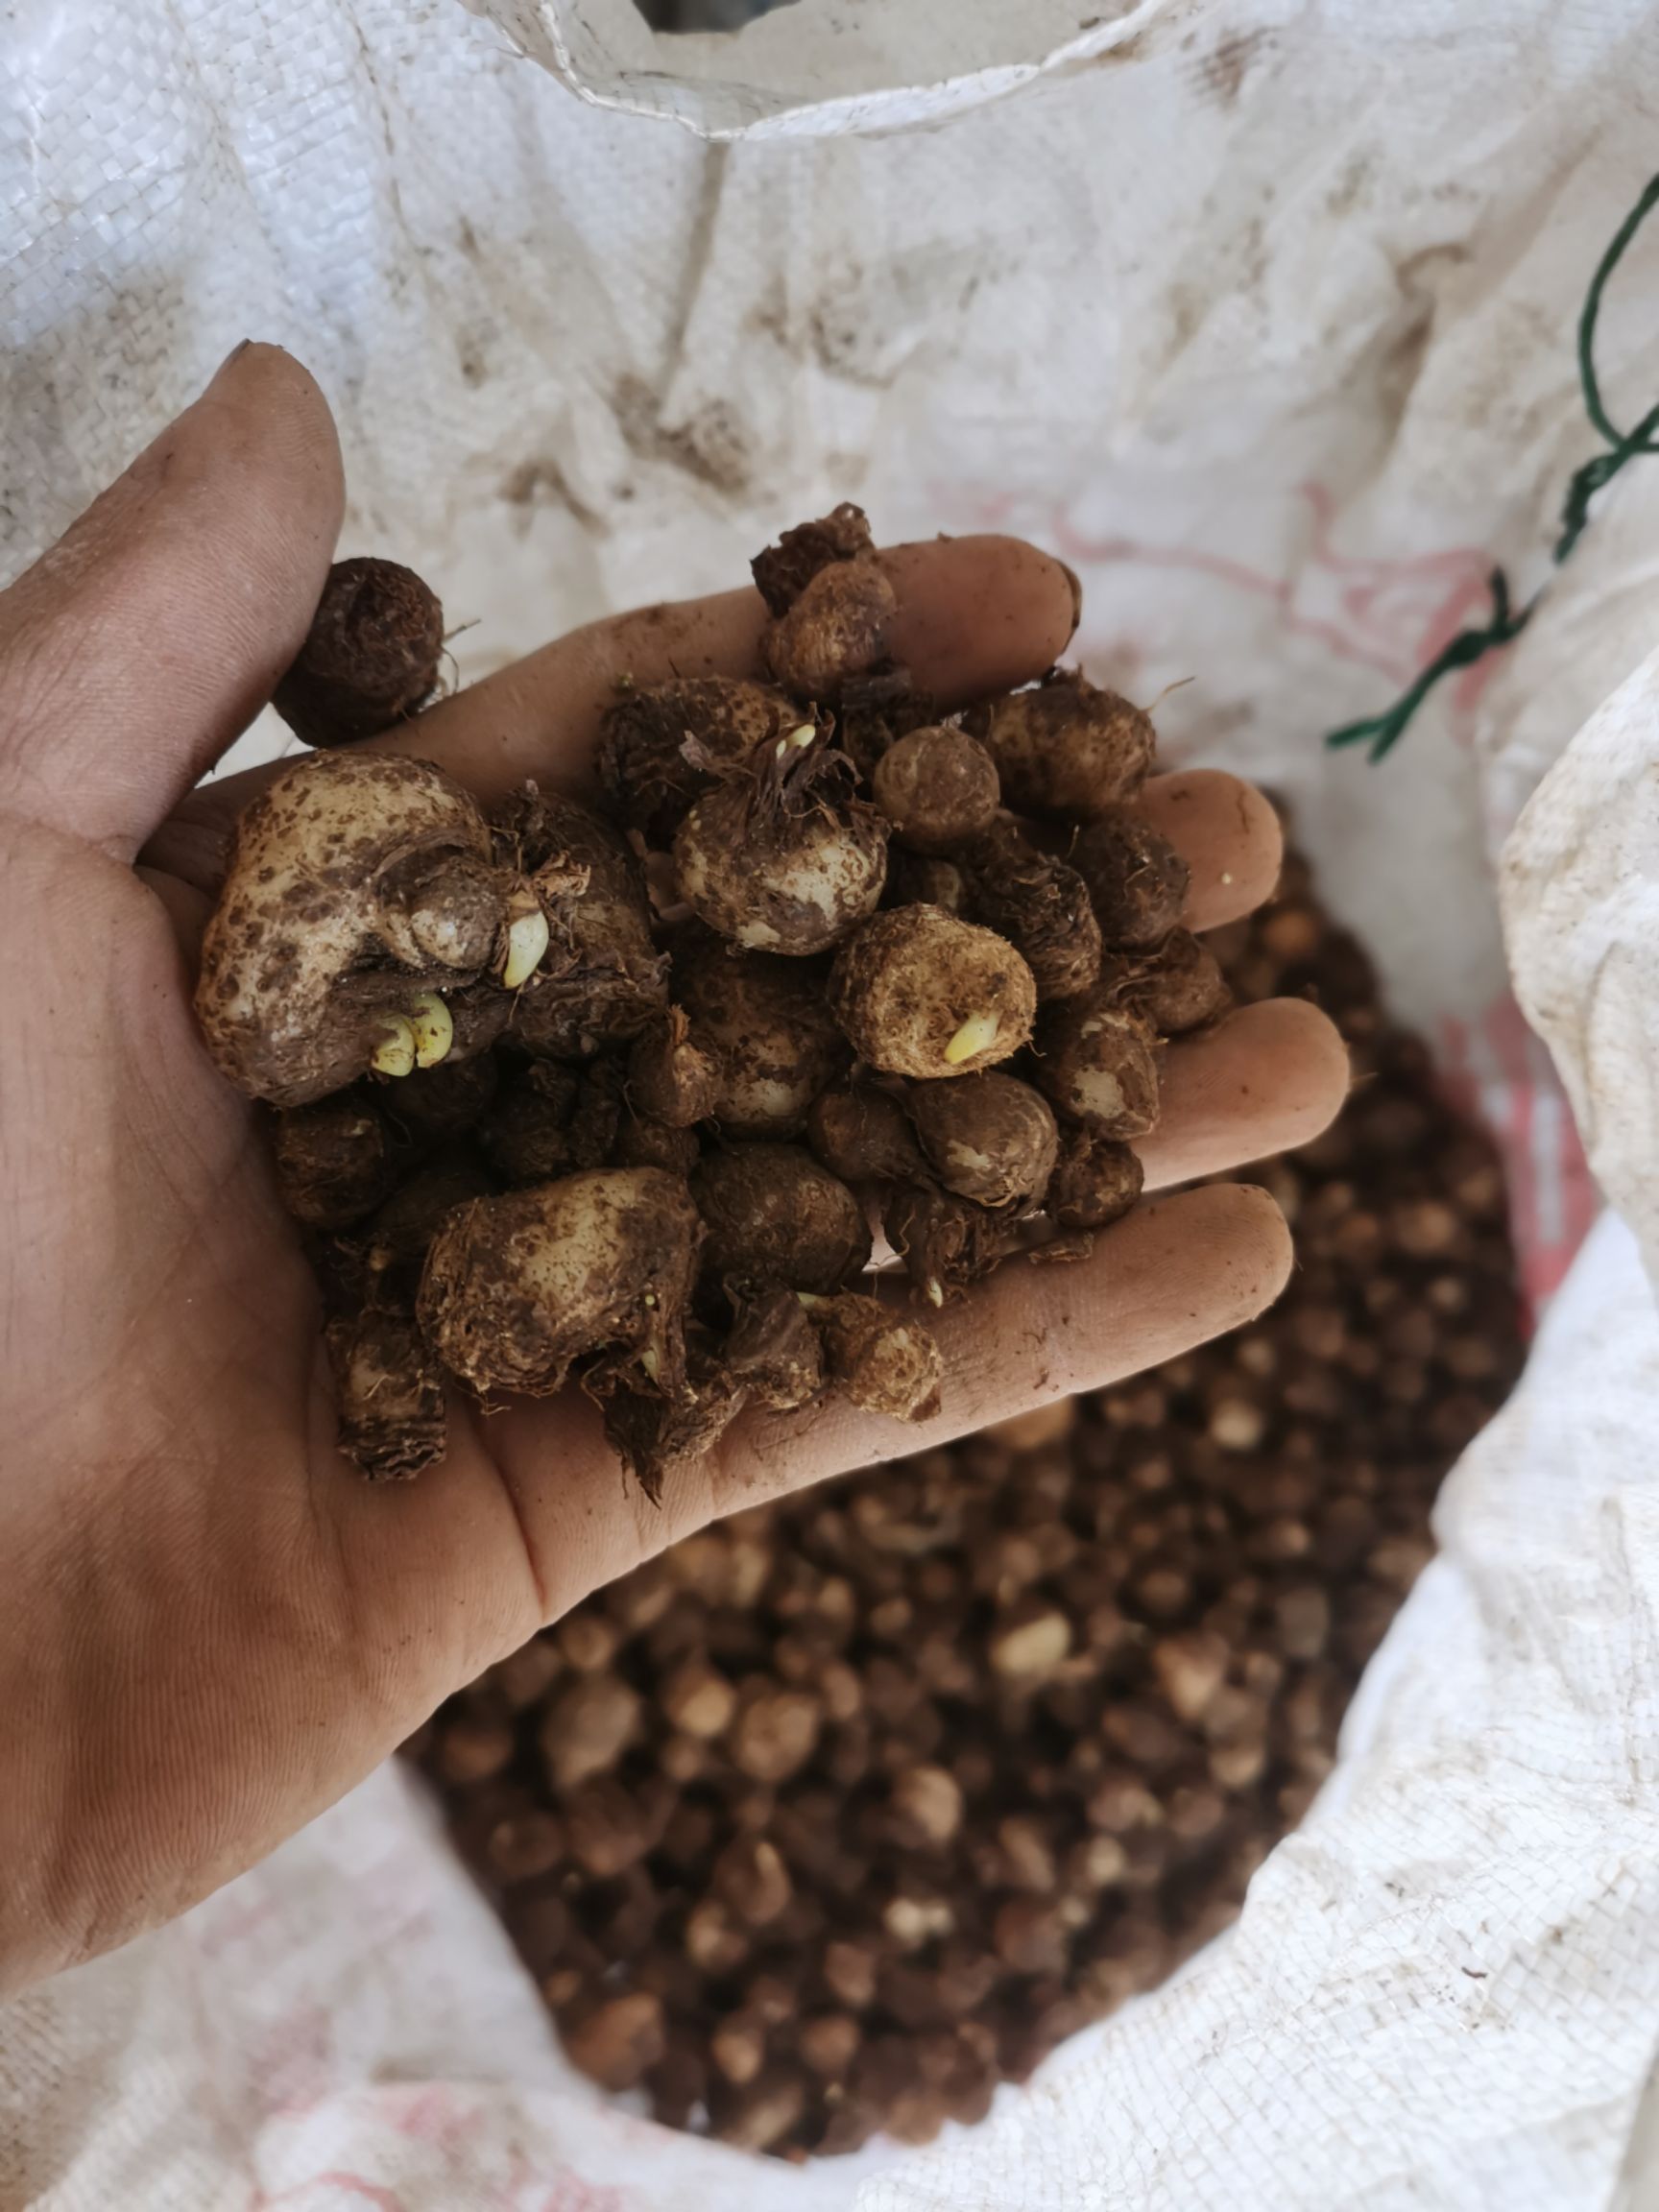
xmin=0 ymin=346 xmax=1347 ymax=1995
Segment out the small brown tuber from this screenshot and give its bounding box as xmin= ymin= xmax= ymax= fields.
xmin=675 ymin=934 xmax=851 ymax=1139
xmin=1070 ymin=810 xmax=1190 ymax=950
xmin=604 ymin=1356 xmax=748 ymax=1503
xmin=807 ymin=1081 xmax=928 ymax=1188
xmin=477 ymin=1062 xmax=582 ymax=1186
xmin=613 ymin=1116 xmax=701 ymax=1176
xmin=379 ymin=1051 xmax=500 ymax=1149
xmin=885 ymin=851 xmax=969 ymax=916
xmin=724 ymin=1285 xmax=826 ymax=1411
xmin=1046 ymin=1129 xmax=1144 ymax=1233
xmin=872 ymin=726 xmax=999 ymax=855
xmin=1097 ymin=931 xmax=1231 ymax=1035
xmin=756 ymin=507 xmax=899 ymax=706
xmin=273 ymin=557 xmax=445 ymax=750
xmin=419 ymin=1167 xmax=702 ymax=1398
xmin=693 ymin=1144 xmax=871 ymax=1295
xmin=885 ymin=1186 xmax=1022 ymax=1307
xmin=964 ymin=670 xmax=1154 ymax=820
xmin=906 ymin=1072 xmax=1058 ymax=1214
xmin=325 ymin=1310 xmax=448 ymax=1479
xmin=628 ymin=1008 xmax=720 ymax=1128
xmin=274 ymin=1094 xmax=396 ymax=1229
xmin=1034 ymin=993 xmax=1161 ymax=1138
xmin=965 ymin=815 xmax=1102 ymax=1002
xmin=197 ymin=752 xmax=512 ymax=1108
xmin=497 ymin=787 xmax=668 ymax=1059
xmin=830 ymin=906 xmax=1038 ymax=1082
xmin=673 ymin=733 xmax=888 ymax=956
xmin=598 ymin=677 xmax=801 ymax=845
xmin=810 ymin=1293 xmax=945 ymax=1423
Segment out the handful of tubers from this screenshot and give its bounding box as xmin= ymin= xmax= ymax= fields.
xmin=195 ymin=517 xmax=1223 ymax=1495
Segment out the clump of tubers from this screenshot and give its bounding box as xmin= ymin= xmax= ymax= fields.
xmin=755 ymin=505 xmax=900 ymax=706
xmin=274 ymin=557 xmax=445 ymax=751
xmin=195 ymin=514 xmax=1210 ymax=1489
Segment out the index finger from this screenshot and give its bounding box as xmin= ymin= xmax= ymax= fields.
xmin=149 ymin=534 xmax=1076 ymax=890
xmin=369 ymin=533 xmax=1079 ymax=803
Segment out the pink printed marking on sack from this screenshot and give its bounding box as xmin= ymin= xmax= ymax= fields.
xmin=1437 ymin=997 xmax=1598 ymax=1313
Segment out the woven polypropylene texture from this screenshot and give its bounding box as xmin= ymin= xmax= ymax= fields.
xmin=8 ymin=2 xmax=1659 ymax=2204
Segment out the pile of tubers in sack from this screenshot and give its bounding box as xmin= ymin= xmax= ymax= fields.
xmin=195 ymin=512 xmax=1230 ymax=1496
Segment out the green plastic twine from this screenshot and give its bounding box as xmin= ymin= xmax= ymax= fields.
xmin=1325 ymin=171 xmax=1659 ymax=761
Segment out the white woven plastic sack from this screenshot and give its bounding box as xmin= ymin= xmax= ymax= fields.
xmin=8 ymin=0 xmax=1659 ymax=2203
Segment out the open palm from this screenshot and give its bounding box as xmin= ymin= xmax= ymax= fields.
xmin=0 ymin=346 xmax=1346 ymax=1996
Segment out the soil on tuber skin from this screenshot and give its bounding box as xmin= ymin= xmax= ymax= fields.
xmin=196 ymin=751 xmax=513 ymax=1109
xmin=964 ymin=669 xmax=1154 ymax=821
xmin=498 ymin=787 xmax=668 ymax=1059
xmin=419 ymin=1167 xmax=703 ymax=1400
xmin=273 ymin=557 xmax=445 ymax=751
xmin=812 ymin=1293 xmax=945 ymax=1422
xmin=674 ymin=933 xmax=852 ymax=1140
xmin=964 ymin=816 xmax=1103 ymax=1003
xmin=274 ymin=1094 xmax=396 ymax=1229
xmin=755 ymin=506 xmax=901 ymax=708
xmin=1046 ymin=1129 xmax=1144 ymax=1234
xmin=1034 ymin=995 xmax=1162 ymax=1139
xmin=694 ymin=1144 xmax=873 ymax=1299
xmin=673 ymin=734 xmax=889 ymax=957
xmin=830 ymin=906 xmax=1039 ymax=1082
xmin=1070 ymin=810 xmax=1190 ymax=950
xmin=724 ymin=1286 xmax=826 ymax=1412
xmin=598 ymin=678 xmax=803 ymax=846
xmin=872 ymin=727 xmax=1000 ymax=855
xmin=807 ymin=1081 xmax=928 ymax=1189
xmin=325 ymin=1310 xmax=448 ymax=1479
xmin=196 ymin=506 xmax=1232 ymax=1486
xmin=905 ymin=1072 xmax=1059 ymax=1214
xmin=884 ymin=1186 xmax=1024 ymax=1306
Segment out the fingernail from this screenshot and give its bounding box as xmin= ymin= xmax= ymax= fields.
xmin=1057 ymin=559 xmax=1084 ymax=640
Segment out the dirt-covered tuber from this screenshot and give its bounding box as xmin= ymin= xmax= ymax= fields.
xmin=1097 ymin=931 xmax=1230 ymax=1034
xmin=498 ymin=788 xmax=668 ymax=1058
xmin=964 ymin=816 xmax=1102 ymax=1001
xmin=1070 ymin=810 xmax=1190 ymax=950
xmin=871 ymin=727 xmax=999 ymax=855
xmin=807 ymin=1081 xmax=927 ymax=1188
xmin=1046 ymin=1130 xmax=1144 ymax=1234
xmin=598 ymin=678 xmax=802 ymax=846
xmin=964 ymin=670 xmax=1154 ymax=820
xmin=419 ymin=1167 xmax=702 ymax=1398
xmin=724 ymin=1286 xmax=826 ymax=1411
xmin=675 ymin=934 xmax=851 ymax=1138
xmin=905 ymin=1072 xmax=1058 ymax=1214
xmin=197 ymin=752 xmax=513 ymax=1108
xmin=274 ymin=1094 xmax=396 ymax=1228
xmin=273 ymin=557 xmax=445 ymax=751
xmin=325 ymin=1310 xmax=448 ymax=1479
xmin=756 ymin=507 xmax=900 ymax=706
xmin=829 ymin=906 xmax=1038 ymax=1081
xmin=628 ymin=1009 xmax=720 ymax=1129
xmin=809 ymin=1293 xmax=944 ymax=1422
xmin=673 ymin=734 xmax=888 ymax=956
xmin=884 ymin=1187 xmax=1022 ymax=1307
xmin=1034 ymin=994 xmax=1161 ymax=1138
xmin=693 ymin=1145 xmax=871 ymax=1296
